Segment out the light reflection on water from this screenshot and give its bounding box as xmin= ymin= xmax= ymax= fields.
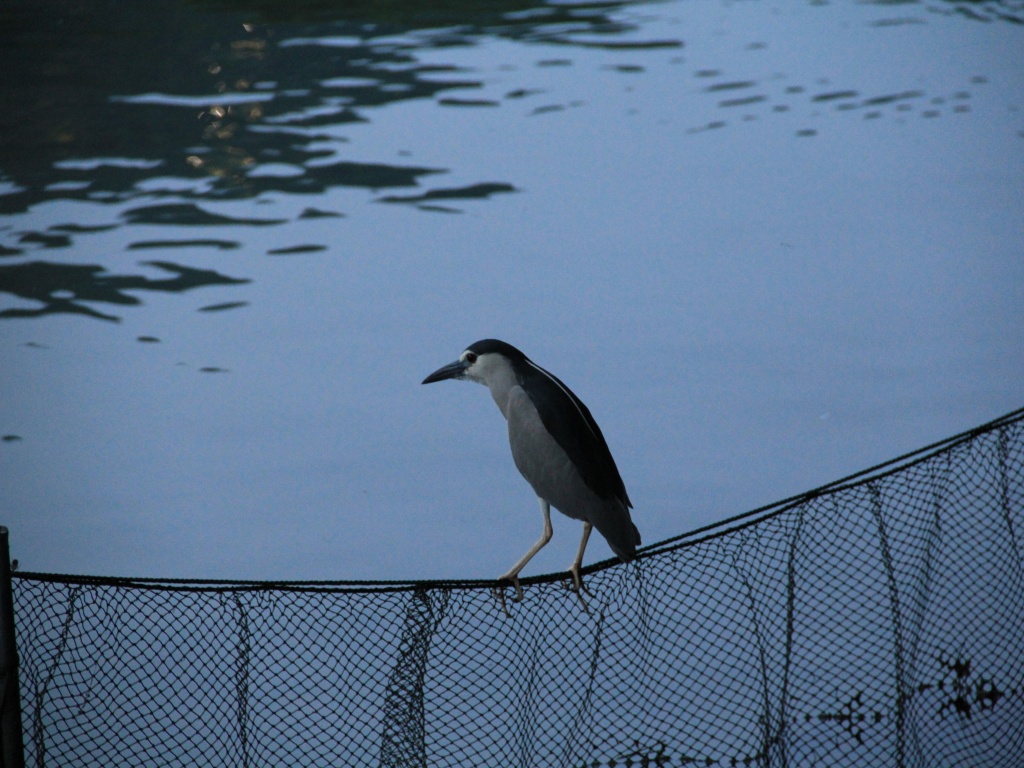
xmin=0 ymin=0 xmax=1022 ymax=580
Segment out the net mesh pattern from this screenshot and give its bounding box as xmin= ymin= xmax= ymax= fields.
xmin=12 ymin=409 xmax=1024 ymax=767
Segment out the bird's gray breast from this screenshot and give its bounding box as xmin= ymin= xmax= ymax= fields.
xmin=505 ymin=386 xmax=596 ymax=522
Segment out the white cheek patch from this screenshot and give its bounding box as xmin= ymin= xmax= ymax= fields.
xmin=463 ymin=352 xmax=491 ymax=381
xmin=462 ymin=352 xmax=519 ymax=395
xmin=461 ymin=354 xmax=485 ymax=384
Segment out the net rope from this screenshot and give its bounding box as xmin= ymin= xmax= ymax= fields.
xmin=12 ymin=408 xmax=1024 ymax=767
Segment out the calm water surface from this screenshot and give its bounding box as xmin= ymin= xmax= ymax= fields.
xmin=1 ymin=0 xmax=1022 ymax=580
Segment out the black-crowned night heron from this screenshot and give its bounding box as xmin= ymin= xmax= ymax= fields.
xmin=422 ymin=339 xmax=640 ymax=608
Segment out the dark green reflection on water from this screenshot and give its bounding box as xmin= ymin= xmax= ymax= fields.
xmin=0 ymin=0 xmax=1017 ymax=216
xmin=0 ymin=0 xmax=678 ymax=319
xmin=0 ymin=0 xmax=669 ymax=216
xmin=0 ymin=0 xmax=1017 ymax=321
xmin=0 ymin=261 xmax=250 ymax=322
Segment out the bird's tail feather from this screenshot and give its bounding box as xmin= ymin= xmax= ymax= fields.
xmin=596 ymin=506 xmax=640 ymax=562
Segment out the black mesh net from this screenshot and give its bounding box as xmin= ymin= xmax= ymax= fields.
xmin=11 ymin=408 xmax=1024 ymax=767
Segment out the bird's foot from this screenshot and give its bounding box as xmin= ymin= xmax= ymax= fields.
xmin=562 ymin=564 xmax=591 ymax=614
xmin=492 ymin=587 xmax=511 ymax=619
xmin=493 ymin=572 xmax=524 ymax=618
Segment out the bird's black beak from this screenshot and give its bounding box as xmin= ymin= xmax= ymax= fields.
xmin=422 ymin=359 xmax=468 ymax=384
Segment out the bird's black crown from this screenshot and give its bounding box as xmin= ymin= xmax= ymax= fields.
xmin=465 ymin=339 xmax=529 ymax=362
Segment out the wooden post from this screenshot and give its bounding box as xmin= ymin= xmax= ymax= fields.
xmin=0 ymin=528 xmax=25 ymax=768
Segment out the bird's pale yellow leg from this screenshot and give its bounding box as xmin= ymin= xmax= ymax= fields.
xmin=559 ymin=522 xmax=593 ymax=613
xmin=497 ymin=498 xmax=553 ymax=604
xmin=567 ymin=521 xmax=592 ymax=593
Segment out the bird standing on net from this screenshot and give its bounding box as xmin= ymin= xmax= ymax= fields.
xmin=422 ymin=339 xmax=640 ymax=613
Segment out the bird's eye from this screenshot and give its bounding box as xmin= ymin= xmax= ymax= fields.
xmin=465 ymin=352 xmax=477 ymax=364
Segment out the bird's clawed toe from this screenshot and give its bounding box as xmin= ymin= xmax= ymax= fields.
xmin=493 ymin=573 xmax=524 ymax=618
xmin=562 ymin=564 xmax=592 ymax=613
xmin=492 ymin=587 xmax=511 ymax=619
xmin=499 ymin=572 xmax=524 ymax=602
